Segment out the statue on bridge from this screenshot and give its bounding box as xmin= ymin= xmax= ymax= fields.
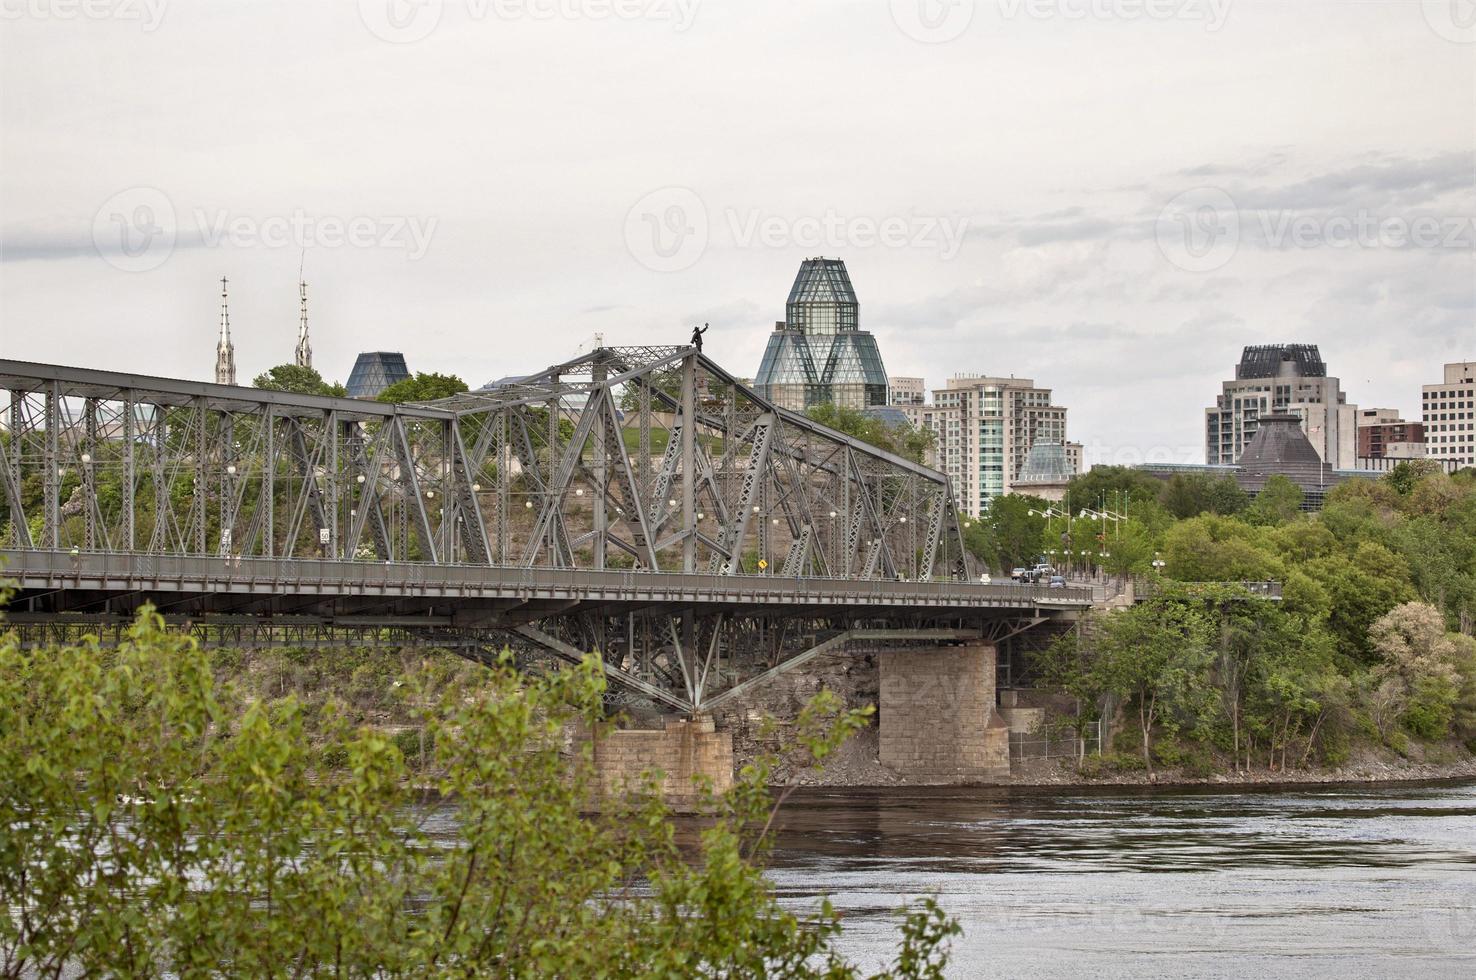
xmin=690 ymin=322 xmax=708 ymax=352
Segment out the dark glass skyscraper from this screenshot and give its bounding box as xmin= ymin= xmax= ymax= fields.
xmin=754 ymin=258 xmax=888 ymax=411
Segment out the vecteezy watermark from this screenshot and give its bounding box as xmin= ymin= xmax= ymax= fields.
xmin=194 ymin=209 xmax=438 ymax=260
xmin=888 ymin=0 xmax=976 ymax=43
xmin=91 ymin=189 xmax=438 ymax=271
xmin=623 ymin=187 xmax=970 ymax=272
xmin=1156 ymin=187 xmax=1476 ymax=273
xmin=0 ymin=0 xmax=167 ymax=29
xmin=623 ymin=187 xmax=709 ymax=273
xmin=1155 ymin=187 xmax=1240 ymax=273
xmin=92 ymin=187 xmax=177 ymax=273
xmin=357 ymin=0 xmax=699 ymax=43
xmin=891 ymin=0 xmax=1232 ymax=42
xmin=996 ymin=0 xmax=1233 ymax=29
xmin=1422 ymin=0 xmax=1476 ymax=44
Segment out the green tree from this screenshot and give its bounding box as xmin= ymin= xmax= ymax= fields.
xmin=376 ymin=371 xmax=470 ymax=404
xmin=1161 ymin=515 xmax=1283 ymax=582
xmin=1063 ymin=465 xmax=1164 ymax=508
xmin=1085 ymin=589 xmax=1215 ymax=772
xmin=1160 ymin=472 xmax=1248 ymax=519
xmin=964 ymin=494 xmax=1047 ymax=572
xmin=1368 ymin=601 xmax=1476 ymax=741
xmin=1246 ymin=475 xmax=1305 ymax=526
xmin=0 ymin=607 xmax=958 ymax=977
xmin=804 ymin=403 xmax=935 ymax=466
xmin=252 ymin=363 xmax=346 ymax=397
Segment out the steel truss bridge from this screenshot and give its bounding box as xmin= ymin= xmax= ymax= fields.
xmin=0 ymin=348 xmax=1091 ymax=713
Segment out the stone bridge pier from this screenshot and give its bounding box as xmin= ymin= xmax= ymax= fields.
xmin=587 ymin=716 xmax=734 ymax=812
xmin=878 ymin=642 xmax=1010 ymax=783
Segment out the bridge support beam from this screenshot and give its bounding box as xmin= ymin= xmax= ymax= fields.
xmin=878 ymin=642 xmax=1010 ymax=784
xmin=588 ymin=715 xmax=733 ymax=812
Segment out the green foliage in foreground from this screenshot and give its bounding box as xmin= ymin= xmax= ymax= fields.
xmin=0 ymin=609 xmax=957 ymax=978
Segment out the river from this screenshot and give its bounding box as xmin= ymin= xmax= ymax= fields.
xmin=761 ymin=780 xmax=1476 ymax=978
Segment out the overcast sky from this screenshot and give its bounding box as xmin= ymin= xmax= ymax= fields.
xmin=2 ymin=0 xmax=1473 ymax=465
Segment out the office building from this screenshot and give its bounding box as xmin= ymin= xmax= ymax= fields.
xmin=1356 ymin=408 xmax=1425 ymax=460
xmin=754 ymin=258 xmax=889 ymax=411
xmin=1205 ymin=344 xmax=1357 ymax=469
xmin=1423 ymin=361 xmax=1476 ymax=468
xmin=888 ymin=377 xmax=926 ymax=407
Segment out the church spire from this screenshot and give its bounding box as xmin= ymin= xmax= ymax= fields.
xmin=215 ymin=276 xmax=237 ymax=386
xmin=295 ymin=253 xmax=312 ymax=370
xmin=295 ymin=278 xmax=312 ymax=369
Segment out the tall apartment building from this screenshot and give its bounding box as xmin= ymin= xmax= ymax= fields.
xmin=1356 ymin=407 xmax=1425 ymax=460
xmin=904 ymin=375 xmax=1075 ymax=518
xmin=1423 ymin=361 xmax=1476 ymax=468
xmin=754 ymin=258 xmax=889 ymax=411
xmin=1205 ymin=344 xmax=1357 ymax=469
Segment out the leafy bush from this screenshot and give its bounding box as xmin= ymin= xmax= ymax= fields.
xmin=0 ymin=607 xmax=958 ymax=978
xmin=1404 ymin=675 xmax=1458 ymax=740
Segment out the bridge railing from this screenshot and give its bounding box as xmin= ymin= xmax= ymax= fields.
xmin=0 ymin=548 xmax=1097 ymax=609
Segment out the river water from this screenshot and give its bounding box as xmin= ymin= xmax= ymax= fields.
xmin=762 ymin=781 xmax=1476 ymax=978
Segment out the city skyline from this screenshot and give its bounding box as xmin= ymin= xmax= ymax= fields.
xmin=2 ymin=3 xmax=1471 ymax=468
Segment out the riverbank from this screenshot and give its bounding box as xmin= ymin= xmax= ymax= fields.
xmin=730 ymin=719 xmax=1476 ymax=790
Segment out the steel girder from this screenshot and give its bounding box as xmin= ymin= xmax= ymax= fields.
xmin=0 ymin=348 xmax=1001 ymax=712
xmin=0 ymin=349 xmax=970 ymax=581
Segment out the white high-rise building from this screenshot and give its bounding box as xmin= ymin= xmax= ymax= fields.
xmin=1205 ymin=344 xmax=1357 ymax=469
xmin=1423 ymin=361 xmax=1476 ymax=468
xmin=903 ymin=375 xmax=1076 ymax=518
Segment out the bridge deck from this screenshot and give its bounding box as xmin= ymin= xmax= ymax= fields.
xmin=1 ymin=549 xmax=1092 ymax=622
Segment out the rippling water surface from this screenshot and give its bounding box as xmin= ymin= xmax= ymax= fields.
xmin=761 ymin=780 xmax=1476 ymax=978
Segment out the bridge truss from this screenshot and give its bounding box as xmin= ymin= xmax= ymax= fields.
xmin=0 ymin=349 xmax=1088 ymax=713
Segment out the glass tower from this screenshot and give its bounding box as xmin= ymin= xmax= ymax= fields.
xmin=754 ymin=258 xmax=888 ymax=411
xmin=346 ymin=352 xmax=411 ymax=399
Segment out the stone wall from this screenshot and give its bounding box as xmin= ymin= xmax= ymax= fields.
xmin=588 ymin=716 xmax=733 ymax=811
xmin=878 ymin=642 xmax=1010 ymax=783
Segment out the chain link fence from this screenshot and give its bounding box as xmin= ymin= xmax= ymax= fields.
xmin=1009 ymin=719 xmax=1103 ymax=763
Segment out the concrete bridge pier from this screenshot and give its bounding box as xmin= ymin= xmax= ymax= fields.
xmin=878 ymin=642 xmax=1011 ymax=784
xmin=588 ymin=715 xmax=734 ymax=812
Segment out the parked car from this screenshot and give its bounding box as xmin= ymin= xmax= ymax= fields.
xmin=1047 ymin=575 xmax=1066 ymax=588
xmin=1010 ymin=567 xmax=1030 ymax=582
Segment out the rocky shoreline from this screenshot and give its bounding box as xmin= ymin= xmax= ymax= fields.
xmin=734 ymin=720 xmax=1476 ymax=791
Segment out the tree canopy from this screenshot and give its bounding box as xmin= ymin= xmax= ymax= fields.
xmin=804 ymin=403 xmax=935 ymax=466
xmin=376 ymin=371 xmax=469 ymax=404
xmin=252 ymin=364 xmax=346 ymax=397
